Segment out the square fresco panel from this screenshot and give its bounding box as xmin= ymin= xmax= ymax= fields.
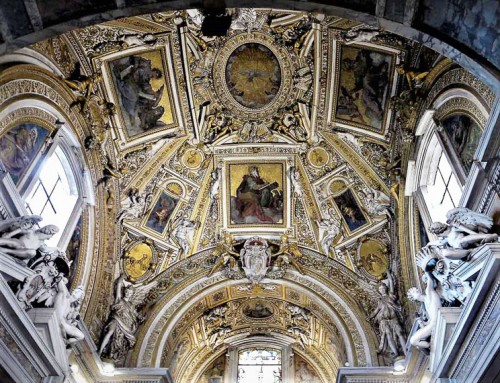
xmin=108 ymin=49 xmax=175 ymax=139
xmin=335 ymin=45 xmax=393 ymax=132
xmin=228 ymin=162 xmax=285 ymax=226
xmin=333 ymin=188 xmax=367 ymax=232
xmin=145 ymin=191 xmax=179 ymax=234
xmin=0 ymin=123 xmax=50 ymax=184
xmin=442 ymin=114 xmax=482 ymax=175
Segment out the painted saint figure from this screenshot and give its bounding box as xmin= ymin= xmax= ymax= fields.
xmin=235 ymin=166 xmax=279 ymax=223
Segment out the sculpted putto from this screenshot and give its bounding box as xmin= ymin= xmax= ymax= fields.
xmin=54 ymin=278 xmax=85 ymax=346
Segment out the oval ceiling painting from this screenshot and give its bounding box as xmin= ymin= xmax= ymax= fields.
xmin=225 ymin=43 xmax=281 ymax=109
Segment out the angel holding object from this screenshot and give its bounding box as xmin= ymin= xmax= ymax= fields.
xmin=425 ymin=208 xmax=498 ymax=261
xmin=208 ymin=233 xmax=241 ymax=276
xmin=98 ymin=273 xmax=160 ymax=360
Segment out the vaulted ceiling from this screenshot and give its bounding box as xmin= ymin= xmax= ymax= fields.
xmin=5 ymin=7 xmax=491 ymax=382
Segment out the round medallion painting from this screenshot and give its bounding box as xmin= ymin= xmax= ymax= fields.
xmin=225 ymin=43 xmax=281 ymax=109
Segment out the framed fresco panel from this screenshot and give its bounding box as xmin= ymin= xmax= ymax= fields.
xmin=331 ymin=43 xmax=397 ymax=134
xmin=0 ymin=123 xmax=50 ymax=185
xmin=99 ymin=41 xmax=181 ymax=149
xmin=441 ymin=114 xmax=482 ymax=175
xmin=332 ymin=188 xmax=368 ymax=233
xmin=226 ymin=161 xmax=286 ymax=228
xmin=142 ymin=190 xmax=179 ymax=237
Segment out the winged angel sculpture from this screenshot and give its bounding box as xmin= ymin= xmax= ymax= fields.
xmin=98 ymin=273 xmax=161 ymax=362
xmin=116 ymin=188 xmax=153 ymax=224
xmin=425 ymin=208 xmax=498 ymax=260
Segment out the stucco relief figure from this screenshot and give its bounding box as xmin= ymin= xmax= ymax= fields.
xmin=425 ymin=207 xmax=498 ymax=260
xmin=208 ymin=233 xmax=241 ymax=276
xmin=240 ymin=237 xmax=272 ymax=285
xmin=360 ymin=186 xmax=394 ymax=221
xmin=209 ymin=168 xmax=221 ymax=201
xmin=341 ymin=26 xmax=380 ymax=44
xmin=0 ymin=215 xmax=58 ymax=262
xmin=63 ymin=64 xmax=102 ymax=111
xmin=54 ymin=278 xmax=85 ymax=346
xmin=287 ymin=304 xmax=309 ymax=325
xmin=368 ymin=271 xmax=407 ymax=357
xmin=287 ymin=325 xmax=309 ymax=349
xmin=99 ymin=273 xmax=159 ymax=361
xmin=207 ymin=324 xmax=232 ymax=350
xmin=116 ymin=188 xmax=152 ymax=223
xmin=290 ymin=166 xmax=303 ymax=197
xmin=408 ymin=269 xmax=442 ymax=352
xmin=234 ymin=166 xmax=281 ymax=224
xmin=170 ymin=215 xmax=199 ymax=258
xmin=271 ymin=234 xmax=305 ymax=274
xmin=316 ymin=208 xmax=342 ymax=256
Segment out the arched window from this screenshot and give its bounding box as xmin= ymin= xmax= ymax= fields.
xmin=24 ymin=146 xmax=79 ymax=246
xmin=237 ymin=348 xmax=282 ymax=383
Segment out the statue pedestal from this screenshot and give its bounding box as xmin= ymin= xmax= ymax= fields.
xmin=27 ymin=308 xmax=69 ymax=376
xmin=429 ymin=307 xmax=461 ymax=374
xmin=431 ymin=243 xmax=500 ymax=382
xmin=0 ymin=252 xmax=33 ymax=282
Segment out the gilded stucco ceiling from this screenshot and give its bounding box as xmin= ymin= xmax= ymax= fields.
xmin=14 ymin=7 xmax=459 ymax=382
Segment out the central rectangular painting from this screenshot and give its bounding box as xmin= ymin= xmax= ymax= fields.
xmin=227 ymin=162 xmax=285 ymax=227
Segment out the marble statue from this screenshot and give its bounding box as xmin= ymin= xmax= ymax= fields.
xmin=272 ymin=234 xmax=305 ymax=274
xmin=99 ymin=273 xmax=159 ymax=361
xmin=54 ymin=277 xmax=85 ymax=346
xmin=407 ymin=270 xmax=442 ymax=352
xmin=368 ymin=271 xmax=407 ymax=357
xmin=0 ymin=215 xmax=59 ymax=262
xmin=16 ymin=259 xmax=59 ymax=309
xmin=433 ymin=258 xmax=472 ymax=303
xmin=170 ymin=216 xmax=198 ymax=258
xmin=426 ymin=207 xmax=498 ymax=260
xmin=230 ymin=8 xmax=265 ymax=33
xmin=316 ymin=208 xmax=342 ymax=256
xmin=208 ymin=233 xmax=240 ymax=276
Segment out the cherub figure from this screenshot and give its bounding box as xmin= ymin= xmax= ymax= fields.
xmin=209 ymin=168 xmax=221 ymax=201
xmin=208 ymin=233 xmax=241 ymax=276
xmin=425 ymin=207 xmax=498 ymax=260
xmin=272 ymin=234 xmax=304 ymax=274
xmin=99 ymin=273 xmax=160 ymax=360
xmin=290 ymin=166 xmax=303 ymax=197
xmin=396 ymin=66 xmax=429 ymax=90
xmin=361 ymin=186 xmax=393 ymax=220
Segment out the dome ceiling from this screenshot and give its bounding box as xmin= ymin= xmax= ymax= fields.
xmin=21 ymin=7 xmax=449 ymax=381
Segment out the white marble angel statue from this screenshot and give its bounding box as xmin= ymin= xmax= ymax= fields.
xmin=98 ymin=273 xmax=159 ymax=360
xmin=116 ymin=188 xmax=152 ymax=224
xmin=407 ymin=270 xmax=442 ymax=352
xmin=316 ymin=208 xmax=342 ymax=256
xmin=54 ymin=277 xmax=85 ymax=346
xmin=425 ymin=207 xmax=498 ymax=260
xmin=361 ymin=186 xmax=394 ymax=220
xmin=0 ymin=214 xmax=58 ymax=261
xmin=368 ymin=270 xmax=407 ymax=357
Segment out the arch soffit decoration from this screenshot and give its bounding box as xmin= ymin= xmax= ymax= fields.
xmin=131 ymin=247 xmax=379 ymax=369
